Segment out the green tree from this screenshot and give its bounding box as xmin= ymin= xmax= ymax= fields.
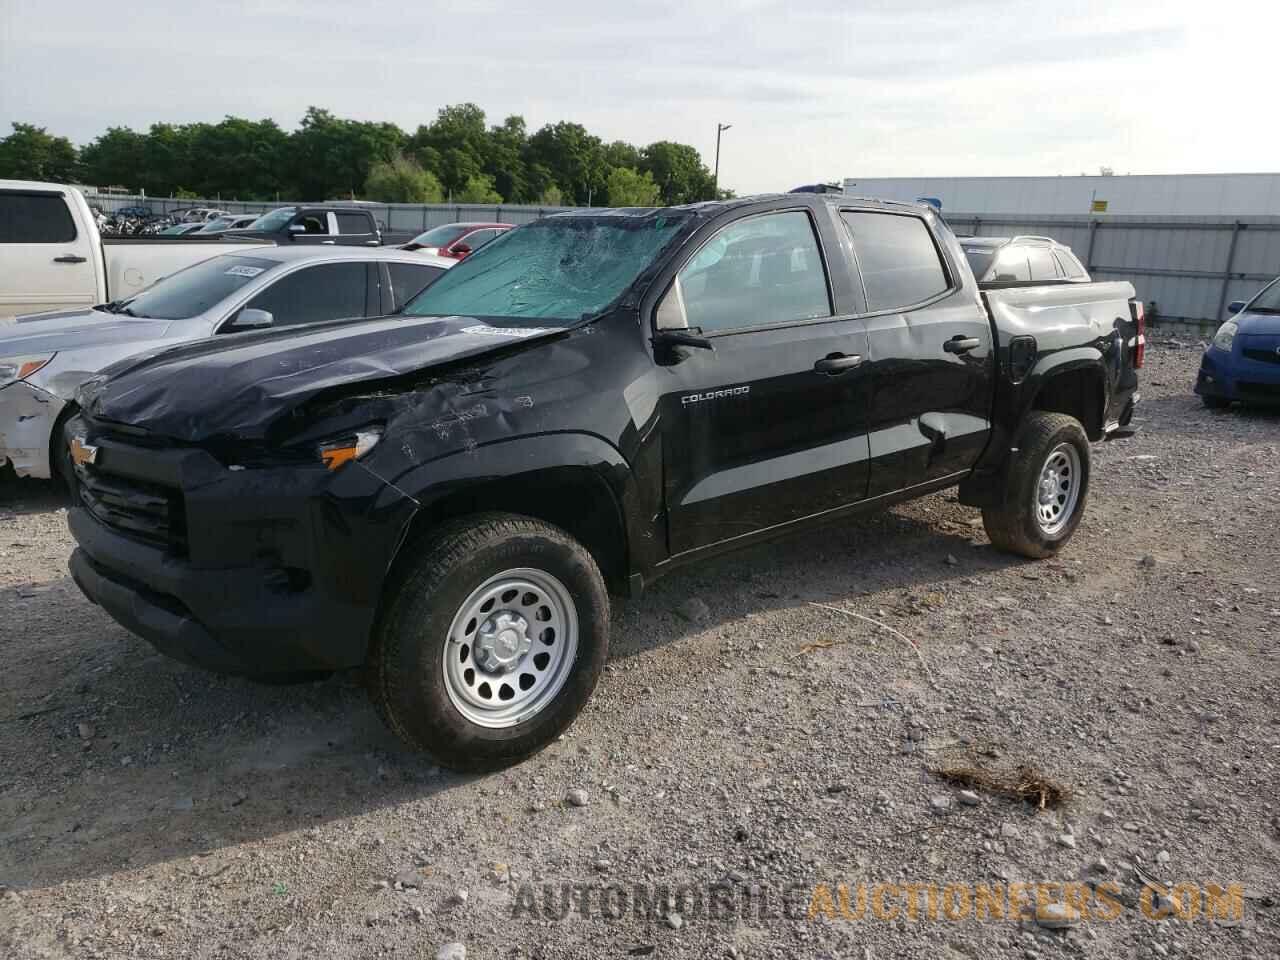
xmin=365 ymin=153 xmax=444 ymax=202
xmin=455 ymin=173 xmax=503 ymax=204
xmin=0 ymin=123 xmax=79 ymax=181
xmin=187 ymin=117 xmax=290 ymax=199
xmin=640 ymin=140 xmax=716 ymax=205
xmin=485 ymin=115 xmax=528 ymax=202
xmin=537 ymin=184 xmax=564 ymax=206
xmin=603 ymin=140 xmax=642 ymax=171
xmin=525 ymin=122 xmax=605 ymax=205
xmin=410 ymin=103 xmax=491 ymax=198
xmin=287 ymin=106 xmax=403 ymax=199
xmin=80 ymin=126 xmax=148 ymax=190
xmin=605 ymin=167 xmax=660 ymax=206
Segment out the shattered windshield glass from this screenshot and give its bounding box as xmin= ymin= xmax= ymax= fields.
xmin=403 ymin=212 xmax=691 ymax=323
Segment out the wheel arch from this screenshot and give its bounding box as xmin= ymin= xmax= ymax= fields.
xmin=1026 ymin=354 xmax=1107 ymax=441
xmin=381 ymin=433 xmax=636 ymax=600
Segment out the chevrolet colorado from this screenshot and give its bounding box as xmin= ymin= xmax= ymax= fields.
xmin=64 ymin=195 xmax=1143 ymax=770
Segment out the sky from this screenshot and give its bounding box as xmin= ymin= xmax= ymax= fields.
xmin=0 ymin=0 xmax=1273 ymax=195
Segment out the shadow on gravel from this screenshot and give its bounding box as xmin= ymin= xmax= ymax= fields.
xmin=0 ymin=475 xmax=69 ymax=516
xmin=0 ymin=575 xmax=467 ymax=891
xmin=0 ymin=494 xmax=1020 ymax=892
xmin=610 ymin=496 xmax=1029 ymax=662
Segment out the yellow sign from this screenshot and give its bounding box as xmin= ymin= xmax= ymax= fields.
xmin=1091 ymin=199 xmax=1109 ymax=213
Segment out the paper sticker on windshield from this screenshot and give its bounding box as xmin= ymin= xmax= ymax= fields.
xmin=225 ymin=265 xmax=265 ymax=278
xmin=462 ymin=324 xmax=549 ymax=339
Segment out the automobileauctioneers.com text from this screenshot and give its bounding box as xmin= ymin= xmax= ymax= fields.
xmin=510 ymin=879 xmax=1246 ymax=924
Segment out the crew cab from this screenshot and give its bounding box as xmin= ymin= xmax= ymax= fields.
xmin=64 ymin=195 xmax=1142 ymax=771
xmin=0 ymin=180 xmax=273 ymax=320
xmin=227 ymin=205 xmax=411 ymax=247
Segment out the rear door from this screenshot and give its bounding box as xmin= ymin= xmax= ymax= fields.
xmin=657 ymin=207 xmax=872 ymax=556
xmin=335 ymin=211 xmax=379 ymax=246
xmin=0 ymin=188 xmax=98 ymax=318
xmin=841 ymin=208 xmax=994 ymax=496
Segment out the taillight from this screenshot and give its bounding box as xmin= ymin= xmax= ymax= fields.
xmin=1132 ymin=301 xmax=1146 ymax=368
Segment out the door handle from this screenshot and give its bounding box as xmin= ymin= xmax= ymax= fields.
xmin=53 ymin=255 xmax=87 ymax=264
xmin=813 ymin=353 xmax=864 ymax=374
xmin=365 ymin=240 xmax=379 ymax=246
xmin=944 ymin=336 xmax=982 ymax=354
xmin=321 ymin=240 xmax=336 ymax=245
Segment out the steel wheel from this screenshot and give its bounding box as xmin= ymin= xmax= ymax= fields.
xmin=442 ymin=567 xmax=579 ymax=729
xmin=1033 ymin=442 xmax=1081 ymax=537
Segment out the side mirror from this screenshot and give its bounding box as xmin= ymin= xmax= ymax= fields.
xmin=228 ymin=308 xmax=274 ymax=331
xmin=288 ymin=223 xmax=306 ymax=235
xmin=452 ymin=243 xmax=472 ymax=256
xmin=1227 ymin=300 xmax=1245 ymax=315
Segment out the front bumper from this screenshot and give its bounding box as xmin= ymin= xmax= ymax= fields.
xmin=0 ymin=380 xmax=64 ymax=479
xmin=1196 ymin=344 xmax=1280 ymax=402
xmin=66 ymin=426 xmax=418 ymax=675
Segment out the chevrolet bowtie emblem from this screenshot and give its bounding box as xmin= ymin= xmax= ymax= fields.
xmin=69 ymin=436 xmax=98 ymax=467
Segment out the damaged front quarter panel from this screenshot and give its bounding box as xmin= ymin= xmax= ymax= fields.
xmin=0 ymin=380 xmax=65 ymax=478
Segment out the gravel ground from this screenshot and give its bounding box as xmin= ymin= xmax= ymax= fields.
xmin=1 ymin=340 xmax=1277 ymax=960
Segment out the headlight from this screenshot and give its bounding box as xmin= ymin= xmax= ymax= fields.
xmin=318 ymin=427 xmax=383 ymax=471
xmin=0 ymin=353 xmax=55 ymax=387
xmin=1211 ymin=321 xmax=1238 ymax=352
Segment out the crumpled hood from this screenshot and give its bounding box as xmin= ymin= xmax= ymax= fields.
xmin=78 ymin=313 xmax=562 ymax=443
xmin=1237 ymin=311 xmax=1280 ymax=336
xmin=0 ymin=308 xmax=172 ymax=355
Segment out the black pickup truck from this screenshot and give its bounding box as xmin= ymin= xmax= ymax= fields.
xmin=226 ymin=205 xmax=413 ymax=246
xmin=64 ymin=195 xmax=1143 ymax=770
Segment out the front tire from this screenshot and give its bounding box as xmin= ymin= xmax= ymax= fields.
xmin=369 ymin=513 xmax=609 ymax=771
xmin=982 ymin=412 xmax=1090 ymax=559
xmin=52 ymin=411 xmax=78 ymax=498
xmin=1201 ymin=394 xmax=1231 ymax=410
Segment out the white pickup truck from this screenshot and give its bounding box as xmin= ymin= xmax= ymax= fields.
xmin=0 ymin=179 xmax=272 ymax=320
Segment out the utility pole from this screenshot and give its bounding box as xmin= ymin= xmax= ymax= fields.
xmin=713 ymin=123 xmax=732 ymax=199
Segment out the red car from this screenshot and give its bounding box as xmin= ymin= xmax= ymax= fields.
xmin=402 ymin=222 xmax=512 ymax=260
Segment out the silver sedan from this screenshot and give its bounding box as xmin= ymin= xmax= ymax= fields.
xmin=0 ymin=246 xmax=453 ymax=483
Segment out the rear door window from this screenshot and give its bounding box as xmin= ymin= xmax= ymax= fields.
xmin=0 ymin=191 xmax=77 ymax=243
xmin=336 ymin=212 xmax=373 ymax=236
xmin=387 ymin=262 xmax=445 ymax=309
xmin=239 ymin=261 xmax=367 ymax=327
xmin=841 ymin=211 xmax=950 ymax=311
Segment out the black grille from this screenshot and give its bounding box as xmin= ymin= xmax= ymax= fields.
xmin=76 ymin=465 xmax=187 ymax=553
xmin=1242 ymin=348 xmax=1280 ymax=365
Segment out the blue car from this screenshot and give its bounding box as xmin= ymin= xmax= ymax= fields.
xmin=1196 ymin=278 xmax=1280 ymax=408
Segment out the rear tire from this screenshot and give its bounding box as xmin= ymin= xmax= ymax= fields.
xmin=369 ymin=513 xmax=609 ymax=772
xmin=1201 ymin=394 xmax=1231 ymax=410
xmin=982 ymin=412 xmax=1090 ymax=559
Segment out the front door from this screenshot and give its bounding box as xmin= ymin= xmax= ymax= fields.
xmin=0 ymin=188 xmax=98 ymax=318
xmin=657 ymin=209 xmax=872 ymax=556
